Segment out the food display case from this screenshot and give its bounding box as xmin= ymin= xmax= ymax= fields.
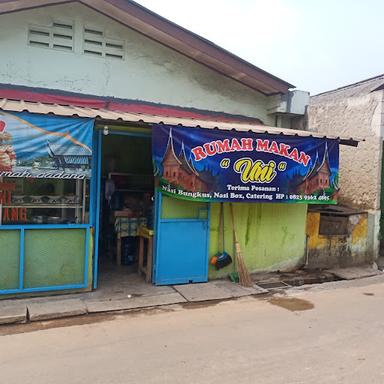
xmin=0 ymin=177 xmax=89 ymax=225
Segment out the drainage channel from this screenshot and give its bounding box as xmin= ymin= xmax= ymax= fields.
xmin=255 ymin=271 xmax=343 ymax=292
xmin=257 ymin=281 xmax=291 ymax=290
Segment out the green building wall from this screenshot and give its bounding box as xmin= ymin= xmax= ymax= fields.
xmin=208 ymin=203 xmax=307 ymax=278
xmin=161 ymin=196 xmax=307 ymax=278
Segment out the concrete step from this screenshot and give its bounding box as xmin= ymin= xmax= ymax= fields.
xmin=0 ymin=302 xmax=27 ymax=325
xmin=85 ymin=292 xmax=186 ymax=313
xmin=27 ymin=299 xmax=87 ymax=322
xmin=327 ymin=265 xmax=382 ymax=280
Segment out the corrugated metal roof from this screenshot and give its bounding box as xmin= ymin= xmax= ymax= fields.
xmin=312 ymin=73 xmax=384 ymax=100
xmin=0 ymin=98 xmax=362 ymax=146
xmin=0 ymin=84 xmax=264 ymax=125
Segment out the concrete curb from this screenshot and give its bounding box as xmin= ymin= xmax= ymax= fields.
xmin=4 ymin=275 xmax=380 ymax=327
xmin=85 ymin=292 xmax=186 ymax=314
xmin=27 ymin=299 xmax=87 ymax=322
xmin=0 ymin=283 xmax=267 ymax=326
xmin=0 ymin=303 xmax=27 ymax=325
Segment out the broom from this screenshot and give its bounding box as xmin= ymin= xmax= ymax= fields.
xmin=229 ymin=203 xmax=253 ymax=287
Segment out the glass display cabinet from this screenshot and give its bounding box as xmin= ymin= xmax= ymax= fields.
xmin=0 ymin=177 xmax=89 ymax=225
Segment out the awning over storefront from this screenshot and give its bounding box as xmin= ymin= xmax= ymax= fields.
xmin=0 ymin=98 xmax=361 ymax=146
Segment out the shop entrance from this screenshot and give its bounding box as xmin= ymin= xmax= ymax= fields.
xmin=96 ymin=128 xmax=154 ymax=290
xmin=93 ymin=126 xmax=211 ymax=291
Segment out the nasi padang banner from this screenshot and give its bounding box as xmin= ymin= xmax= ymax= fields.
xmin=152 ymin=125 xmax=340 ymax=204
xmin=0 ymin=111 xmax=94 ymax=179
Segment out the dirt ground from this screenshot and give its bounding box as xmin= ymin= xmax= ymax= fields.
xmin=1 ymin=276 xmax=384 ymax=384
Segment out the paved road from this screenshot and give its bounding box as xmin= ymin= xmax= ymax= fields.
xmin=1 ymin=277 xmax=384 ymax=384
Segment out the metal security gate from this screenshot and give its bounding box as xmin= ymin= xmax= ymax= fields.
xmin=153 ymin=192 xmax=210 ymax=285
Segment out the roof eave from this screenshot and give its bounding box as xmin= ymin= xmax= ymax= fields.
xmin=0 ymin=0 xmax=72 ymax=13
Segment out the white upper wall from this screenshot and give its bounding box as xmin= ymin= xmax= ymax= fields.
xmin=0 ymin=3 xmax=274 ymax=124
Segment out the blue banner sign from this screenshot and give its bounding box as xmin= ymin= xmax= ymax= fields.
xmin=152 ymin=125 xmax=339 ymax=204
xmin=0 ymin=111 xmax=94 ymax=179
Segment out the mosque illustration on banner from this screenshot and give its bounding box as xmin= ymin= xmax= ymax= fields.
xmin=160 ymin=129 xmax=215 ymax=193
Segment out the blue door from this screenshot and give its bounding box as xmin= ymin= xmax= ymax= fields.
xmin=154 ymin=194 xmax=209 ymax=285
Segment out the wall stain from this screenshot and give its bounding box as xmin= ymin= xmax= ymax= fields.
xmin=351 ymin=216 xmax=367 ymax=245
xmin=306 ymin=212 xmax=370 ymax=269
xmin=281 ymin=226 xmax=288 ymax=246
xmin=245 ymin=208 xmax=253 ymax=246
